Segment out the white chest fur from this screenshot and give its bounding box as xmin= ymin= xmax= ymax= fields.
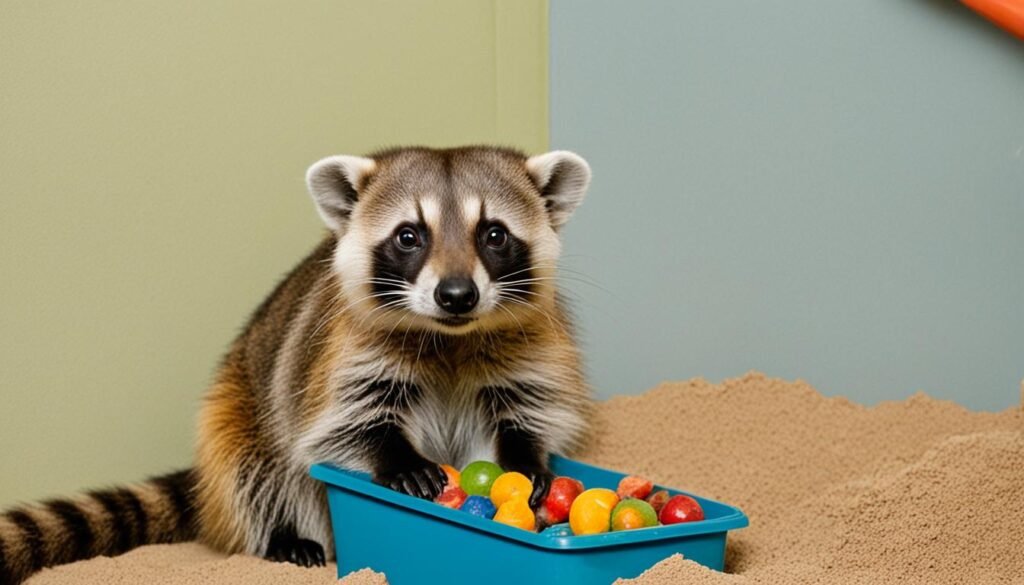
xmin=401 ymin=385 xmax=496 ymax=469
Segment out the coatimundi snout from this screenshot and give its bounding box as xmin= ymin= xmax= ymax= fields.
xmin=0 ymin=146 xmax=593 ymax=581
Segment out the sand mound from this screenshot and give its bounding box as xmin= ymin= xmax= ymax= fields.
xmin=586 ymin=374 xmax=1023 ymax=585
xmin=26 ymin=373 xmax=1023 ymax=584
xmin=823 ymin=431 xmax=1024 ymax=581
xmin=25 ymin=543 xmax=339 ymax=584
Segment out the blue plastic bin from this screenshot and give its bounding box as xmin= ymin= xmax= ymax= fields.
xmin=310 ymin=456 xmax=748 ymax=584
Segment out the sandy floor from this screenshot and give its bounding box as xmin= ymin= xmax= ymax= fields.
xmin=26 ymin=373 xmax=1023 ymax=584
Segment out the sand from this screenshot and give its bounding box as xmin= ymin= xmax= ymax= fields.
xmin=26 ymin=373 xmax=1023 ymax=585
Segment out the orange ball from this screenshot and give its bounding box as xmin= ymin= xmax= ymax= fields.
xmin=493 ymin=497 xmax=536 ymax=531
xmin=569 ymin=488 xmax=619 ymax=535
xmin=489 ymin=471 xmax=533 ymax=507
xmin=611 ymin=499 xmax=658 ymax=531
xmin=440 ymin=464 xmax=461 ymax=488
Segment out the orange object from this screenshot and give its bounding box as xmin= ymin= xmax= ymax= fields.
xmin=612 ymin=507 xmax=646 ymax=531
xmin=961 ymin=0 xmax=1024 ymax=40
xmin=493 ymin=497 xmax=536 ymax=531
xmin=489 ymin=472 xmax=534 ymax=508
xmin=440 ymin=464 xmax=461 ymax=488
xmin=611 ymin=499 xmax=659 ymax=531
xmin=616 ymin=475 xmax=654 ymax=500
xmin=569 ymin=488 xmax=620 ymax=535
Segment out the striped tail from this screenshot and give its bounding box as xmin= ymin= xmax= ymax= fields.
xmin=0 ymin=469 xmax=196 ymax=585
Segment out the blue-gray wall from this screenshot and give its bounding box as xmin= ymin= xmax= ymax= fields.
xmin=550 ymin=0 xmax=1023 ymax=410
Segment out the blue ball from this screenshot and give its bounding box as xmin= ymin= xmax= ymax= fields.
xmin=460 ymin=495 xmax=496 ymax=519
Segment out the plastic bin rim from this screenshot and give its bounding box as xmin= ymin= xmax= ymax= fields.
xmin=310 ymin=457 xmax=748 ymax=551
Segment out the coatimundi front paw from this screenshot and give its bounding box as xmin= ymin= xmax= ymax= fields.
xmin=373 ymin=460 xmax=448 ymax=500
xmin=514 ymin=466 xmax=554 ymax=509
xmin=265 ymin=527 xmax=326 ymax=567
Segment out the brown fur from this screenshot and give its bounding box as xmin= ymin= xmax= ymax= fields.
xmin=195 ymin=362 xmax=255 ymax=552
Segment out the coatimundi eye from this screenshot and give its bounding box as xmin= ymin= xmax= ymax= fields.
xmin=485 ymin=225 xmax=509 ymax=249
xmin=395 ymin=226 xmax=422 ymax=250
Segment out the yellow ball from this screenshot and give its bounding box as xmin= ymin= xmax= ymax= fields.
xmin=493 ymin=497 xmax=536 ymax=531
xmin=489 ymin=471 xmax=534 ymax=508
xmin=569 ymin=488 xmax=620 ymax=535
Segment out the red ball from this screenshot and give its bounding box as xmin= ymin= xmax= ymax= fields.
xmin=616 ymin=475 xmax=654 ymax=500
xmin=435 ymin=486 xmax=468 ymax=509
xmin=658 ymin=494 xmax=704 ymax=525
xmin=543 ymin=477 xmax=584 ymax=524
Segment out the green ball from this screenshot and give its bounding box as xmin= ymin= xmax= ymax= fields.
xmin=459 ymin=460 xmax=504 ymax=497
xmin=611 ymin=498 xmax=659 ymax=531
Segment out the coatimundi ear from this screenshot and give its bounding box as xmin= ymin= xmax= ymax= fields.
xmin=305 ymin=155 xmax=377 ymax=233
xmin=525 ymin=150 xmax=591 ymax=229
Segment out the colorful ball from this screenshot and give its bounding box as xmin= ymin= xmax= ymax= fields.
xmin=440 ymin=464 xmax=461 ymax=489
xmin=569 ymin=488 xmax=619 ymax=535
xmin=460 ymin=495 xmax=497 ymax=519
xmin=490 ymin=471 xmax=534 ymax=507
xmin=493 ymin=497 xmax=536 ymax=531
xmin=611 ymin=499 xmax=659 ymax=531
xmin=460 ymin=461 xmax=504 ymax=497
xmin=435 ymin=485 xmax=468 ymax=509
xmin=659 ymin=494 xmax=704 ymax=525
xmin=616 ymin=475 xmax=654 ymax=500
xmin=542 ymin=477 xmax=585 ymax=525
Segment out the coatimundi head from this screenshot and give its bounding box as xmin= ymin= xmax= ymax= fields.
xmin=305 ymin=146 xmax=590 ymax=335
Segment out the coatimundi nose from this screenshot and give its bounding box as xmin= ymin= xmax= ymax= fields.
xmin=434 ymin=277 xmax=479 ymax=315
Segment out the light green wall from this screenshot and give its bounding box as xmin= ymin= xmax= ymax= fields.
xmin=0 ymin=0 xmax=548 ymax=507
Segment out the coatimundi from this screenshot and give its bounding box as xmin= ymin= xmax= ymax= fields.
xmin=0 ymin=146 xmax=593 ymax=582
